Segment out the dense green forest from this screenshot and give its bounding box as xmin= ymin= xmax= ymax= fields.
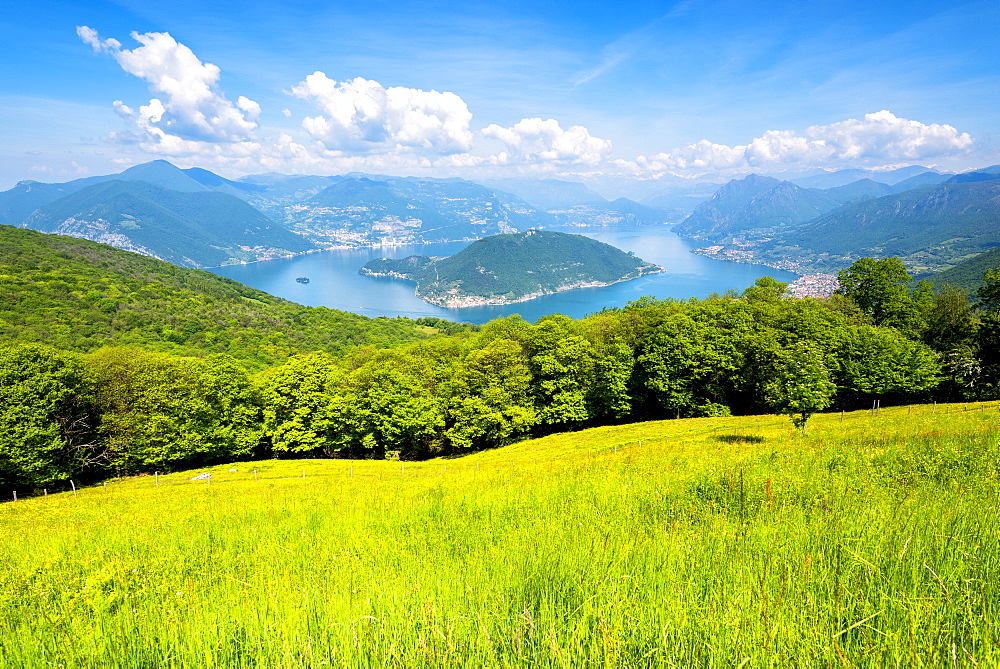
xmin=4 ymin=222 xmax=1000 ymax=493
xmin=0 ymin=224 xmax=434 ymax=368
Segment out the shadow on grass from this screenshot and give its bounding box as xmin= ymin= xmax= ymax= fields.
xmin=714 ymin=434 xmax=766 ymax=444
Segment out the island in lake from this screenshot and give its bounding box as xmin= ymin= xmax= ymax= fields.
xmin=359 ymin=230 xmax=664 ymax=307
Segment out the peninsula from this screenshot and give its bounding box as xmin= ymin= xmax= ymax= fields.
xmin=359 ymin=230 xmax=664 ymax=307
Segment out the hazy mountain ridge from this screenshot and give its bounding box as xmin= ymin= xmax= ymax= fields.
xmin=674 ymin=174 xmax=841 ymax=241
xmin=0 ymin=160 xmax=212 ymax=226
xmin=748 ymin=177 xmax=1000 ymax=273
xmin=275 ymin=176 xmax=552 ymax=246
xmin=818 ymin=178 xmax=894 ymax=204
xmin=6 ymin=159 xmax=998 ymax=279
xmin=1 ymin=162 xmax=559 ymax=263
xmin=21 ymin=180 xmax=314 ymax=268
xmin=475 ymin=177 xmax=677 ymax=227
xmin=787 ymin=165 xmax=942 ymax=189
xmin=475 ymin=177 xmax=608 ymax=209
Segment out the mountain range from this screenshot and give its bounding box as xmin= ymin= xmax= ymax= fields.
xmin=679 ymin=167 xmax=1000 ymax=274
xmin=673 ymin=174 xmax=838 ymax=241
xmin=1 ymin=161 xmax=674 ymax=268
xmin=275 ymin=175 xmax=549 ymax=247
xmin=754 ymin=177 xmax=1000 ymax=273
xmin=21 ymin=179 xmax=313 ymax=268
xmin=4 ymin=158 xmax=999 ymax=281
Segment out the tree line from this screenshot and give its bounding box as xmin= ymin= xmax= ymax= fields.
xmin=3 ymin=257 xmax=999 ymax=491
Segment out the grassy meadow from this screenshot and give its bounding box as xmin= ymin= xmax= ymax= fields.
xmin=2 ymin=403 xmax=999 ymax=666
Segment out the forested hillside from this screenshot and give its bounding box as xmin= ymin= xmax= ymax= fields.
xmin=5 ymin=225 xmax=1000 ymax=497
xmin=0 ymin=225 xmax=431 ymax=367
xmin=924 ymin=247 xmax=1000 ymax=294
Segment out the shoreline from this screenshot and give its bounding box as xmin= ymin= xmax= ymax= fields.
xmin=363 ymin=264 xmax=666 ymax=309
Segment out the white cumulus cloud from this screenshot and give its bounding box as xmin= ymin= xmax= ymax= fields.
xmin=482 ymin=118 xmax=612 ymax=166
xmin=77 ymin=26 xmax=258 ymax=144
xmin=802 ymin=110 xmax=974 ymax=161
xmin=627 ymin=111 xmax=974 ymax=176
xmin=290 ymin=72 xmax=473 ymax=155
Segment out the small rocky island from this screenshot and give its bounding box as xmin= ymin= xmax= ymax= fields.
xmin=359 ymin=230 xmax=664 ymax=307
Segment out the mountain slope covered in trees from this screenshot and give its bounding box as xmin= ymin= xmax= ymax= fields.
xmin=924 ymin=246 xmax=1000 ymax=294
xmin=0 ymin=224 xmax=431 ymax=368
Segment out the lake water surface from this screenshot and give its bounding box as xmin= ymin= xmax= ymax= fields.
xmin=209 ymin=228 xmax=798 ymax=324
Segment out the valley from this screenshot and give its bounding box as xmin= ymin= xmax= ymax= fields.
xmin=5 ymin=159 xmax=999 ymax=300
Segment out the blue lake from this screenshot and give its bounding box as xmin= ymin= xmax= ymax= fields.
xmin=209 ymin=228 xmax=798 ymax=324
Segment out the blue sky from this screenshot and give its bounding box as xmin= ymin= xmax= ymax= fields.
xmin=1 ymin=0 xmax=998 ymax=190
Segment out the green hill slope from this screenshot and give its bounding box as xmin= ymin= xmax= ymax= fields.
xmin=361 ymin=229 xmax=662 ymax=307
xmin=924 ymin=246 xmax=1000 ymax=294
xmin=0 ymin=225 xmax=428 ymax=367
xmin=20 ymin=180 xmax=315 ymax=268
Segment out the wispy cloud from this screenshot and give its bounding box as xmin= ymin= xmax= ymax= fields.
xmin=571 ymin=0 xmax=698 ymax=86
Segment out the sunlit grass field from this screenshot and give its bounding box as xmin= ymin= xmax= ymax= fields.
xmin=2 ymin=403 xmax=999 ymax=666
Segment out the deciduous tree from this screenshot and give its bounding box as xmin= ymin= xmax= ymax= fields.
xmin=0 ymin=342 xmax=97 ymax=488
xmin=765 ymin=341 xmax=836 ymax=435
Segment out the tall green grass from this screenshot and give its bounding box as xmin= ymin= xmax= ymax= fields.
xmin=2 ymin=403 xmax=998 ymax=666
